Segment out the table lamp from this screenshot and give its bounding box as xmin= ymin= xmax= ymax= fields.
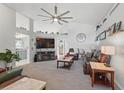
xmin=101 ymin=46 xmax=115 ymax=67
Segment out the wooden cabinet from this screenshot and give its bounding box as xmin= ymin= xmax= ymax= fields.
xmin=35 ymin=51 xmax=55 ymax=62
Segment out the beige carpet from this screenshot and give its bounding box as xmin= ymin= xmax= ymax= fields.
xmin=21 ymin=60 xmax=118 ymax=90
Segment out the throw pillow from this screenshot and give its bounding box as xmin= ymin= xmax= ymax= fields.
xmin=100 ymin=53 xmax=109 ymax=63
xmin=0 ymin=68 xmax=6 ymax=73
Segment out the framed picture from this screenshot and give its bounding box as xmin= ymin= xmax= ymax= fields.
xmin=95 ymin=36 xmax=98 ymax=41
xmin=116 ymin=21 xmax=122 ymax=31
xmin=95 ymin=34 xmax=101 ymax=41
xmin=105 ymin=27 xmax=111 ymax=37
xmin=109 ymin=23 xmax=116 ymax=35
xmin=111 ymin=23 xmax=116 ymax=33
xmin=95 ymin=37 xmax=97 ymax=41
xmin=103 ymin=18 xmax=107 ymax=23
xmin=99 ymin=31 xmax=106 ymax=40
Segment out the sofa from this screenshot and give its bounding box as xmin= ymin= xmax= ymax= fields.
xmin=0 ymin=68 xmax=47 ymax=90
xmin=83 ymin=49 xmax=110 ymax=74
xmin=0 ymin=68 xmax=6 ymax=73
xmin=0 ymin=68 xmax=23 ymax=89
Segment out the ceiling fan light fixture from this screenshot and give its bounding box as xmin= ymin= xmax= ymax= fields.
xmin=54 ymin=18 xmax=58 ymax=22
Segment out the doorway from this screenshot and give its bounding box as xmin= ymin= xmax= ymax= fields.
xmin=15 ymin=33 xmax=30 ymax=66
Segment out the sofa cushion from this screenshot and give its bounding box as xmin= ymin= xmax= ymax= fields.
xmin=99 ymin=53 xmax=109 ymax=63
xmin=0 ymin=68 xmax=6 ymax=73
xmin=86 ymin=52 xmax=92 ymax=58
xmin=0 ymin=68 xmax=23 ymax=84
xmin=90 ymin=57 xmax=99 ymax=62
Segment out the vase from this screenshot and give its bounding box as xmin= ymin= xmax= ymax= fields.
xmin=5 ymin=62 xmax=14 ymax=70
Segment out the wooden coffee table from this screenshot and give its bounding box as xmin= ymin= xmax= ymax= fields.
xmin=2 ymin=77 xmax=47 ymax=90
xmin=90 ymin=62 xmax=114 ymax=90
xmin=57 ymin=56 xmax=74 ymax=70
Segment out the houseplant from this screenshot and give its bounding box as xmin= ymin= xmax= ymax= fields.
xmin=0 ymin=49 xmax=20 ymax=70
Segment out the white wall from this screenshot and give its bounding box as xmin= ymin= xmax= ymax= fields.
xmin=98 ymin=4 xmax=124 ymax=89
xmin=0 ymin=4 xmax=16 ymax=52
xmin=0 ymin=4 xmax=16 ymax=68
xmin=59 ymin=23 xmax=96 ymax=54
xmin=16 ymin=12 xmax=30 ymax=30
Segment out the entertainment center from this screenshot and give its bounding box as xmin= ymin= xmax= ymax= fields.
xmin=36 ymin=51 xmax=55 ymax=62
xmin=34 ymin=37 xmax=56 ymax=62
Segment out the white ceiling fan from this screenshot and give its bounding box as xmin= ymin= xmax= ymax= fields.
xmin=38 ymin=5 xmax=73 ymax=25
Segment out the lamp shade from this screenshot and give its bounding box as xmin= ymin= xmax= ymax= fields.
xmin=101 ymin=46 xmax=115 ymax=55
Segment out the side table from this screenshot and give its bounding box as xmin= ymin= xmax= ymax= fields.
xmin=90 ymin=62 xmax=115 ymax=90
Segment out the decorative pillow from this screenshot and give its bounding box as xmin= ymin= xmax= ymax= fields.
xmin=0 ymin=68 xmax=6 ymax=73
xmin=99 ymin=53 xmax=109 ymax=63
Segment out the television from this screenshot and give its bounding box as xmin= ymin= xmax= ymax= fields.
xmin=36 ymin=38 xmax=55 ymax=48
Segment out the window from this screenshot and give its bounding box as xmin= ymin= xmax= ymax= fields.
xmin=16 ymin=39 xmax=24 ymax=49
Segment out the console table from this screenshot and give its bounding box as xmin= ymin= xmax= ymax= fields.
xmin=36 ymin=51 xmax=55 ymax=62
xmin=90 ymin=62 xmax=114 ymax=90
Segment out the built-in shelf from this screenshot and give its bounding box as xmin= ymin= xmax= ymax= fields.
xmin=34 ymin=51 xmax=56 ymax=62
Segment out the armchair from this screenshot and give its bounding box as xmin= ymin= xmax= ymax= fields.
xmin=66 ymin=48 xmax=79 ymax=60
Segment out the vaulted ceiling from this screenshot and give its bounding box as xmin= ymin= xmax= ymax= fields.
xmin=5 ymin=3 xmax=114 ymax=25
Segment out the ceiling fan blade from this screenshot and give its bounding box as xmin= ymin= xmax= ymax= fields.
xmin=60 ymin=19 xmax=69 ymax=23
xmin=40 ymin=8 xmax=54 ymax=17
xmin=55 ymin=5 xmax=57 ymax=14
xmin=42 ymin=19 xmax=52 ymax=21
xmin=37 ymin=14 xmax=51 ymax=18
xmin=58 ymin=11 xmax=70 ymax=17
xmin=61 ymin=17 xmax=73 ymax=19
xmin=51 ymin=20 xmax=54 ymax=24
xmin=58 ymin=21 xmax=62 ymax=25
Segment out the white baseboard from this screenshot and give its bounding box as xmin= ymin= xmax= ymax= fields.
xmin=115 ymin=80 xmax=124 ymax=90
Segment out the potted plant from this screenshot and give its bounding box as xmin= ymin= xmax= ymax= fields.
xmin=0 ymin=49 xmax=20 ymax=70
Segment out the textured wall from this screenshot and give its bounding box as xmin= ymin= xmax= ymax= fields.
xmin=98 ymin=4 xmax=124 ymax=89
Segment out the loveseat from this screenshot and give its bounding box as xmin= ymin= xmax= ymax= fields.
xmin=0 ymin=68 xmax=47 ymax=90
xmin=83 ymin=49 xmax=110 ymax=74
xmin=0 ymin=68 xmax=23 ymax=89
